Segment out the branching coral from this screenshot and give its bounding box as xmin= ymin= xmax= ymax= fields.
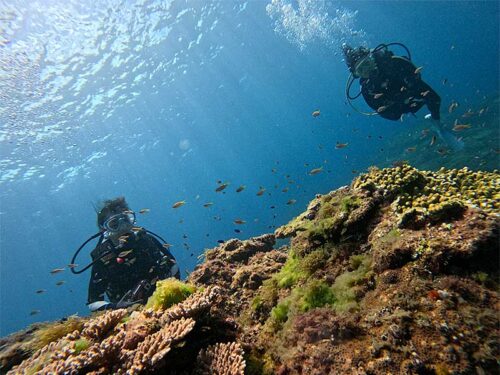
xmin=127 ymin=317 xmax=196 ymax=374
xmin=196 ymin=342 xmax=246 ymax=375
xmin=81 ymin=309 xmax=128 ymax=341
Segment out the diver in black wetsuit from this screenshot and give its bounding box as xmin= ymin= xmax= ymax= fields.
xmin=70 ymin=197 xmax=180 ymax=312
xmin=343 ymin=43 xmax=441 ymax=120
xmin=342 ymin=43 xmax=463 ymax=149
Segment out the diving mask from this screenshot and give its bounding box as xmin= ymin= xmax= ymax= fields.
xmin=354 ymin=54 xmax=377 ymax=78
xmin=101 ymin=212 xmax=136 ymax=233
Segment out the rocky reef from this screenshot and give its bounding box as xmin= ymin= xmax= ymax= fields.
xmin=1 ymin=165 xmax=498 ymax=374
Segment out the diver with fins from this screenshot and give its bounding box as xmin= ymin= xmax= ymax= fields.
xmin=70 ymin=197 xmax=180 ymax=312
xmin=342 ymin=42 xmax=463 ymax=150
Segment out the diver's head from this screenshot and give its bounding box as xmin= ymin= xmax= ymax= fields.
xmin=342 ymin=44 xmax=375 ymax=78
xmin=97 ymin=197 xmax=135 ymax=236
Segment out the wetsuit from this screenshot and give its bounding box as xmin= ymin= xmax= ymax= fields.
xmin=361 ymin=48 xmax=441 ymax=121
xmin=87 ymin=229 xmax=180 ymax=306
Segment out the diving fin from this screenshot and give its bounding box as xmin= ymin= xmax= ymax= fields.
xmin=425 ymin=114 xmax=464 ymax=151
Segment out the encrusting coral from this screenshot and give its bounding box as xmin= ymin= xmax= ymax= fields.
xmin=1 ymin=165 xmax=498 ymax=375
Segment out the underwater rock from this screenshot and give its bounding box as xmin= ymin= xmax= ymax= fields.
xmin=1 ymin=165 xmax=498 ymax=375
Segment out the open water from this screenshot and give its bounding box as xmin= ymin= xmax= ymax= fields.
xmin=0 ymin=0 xmax=498 ymax=336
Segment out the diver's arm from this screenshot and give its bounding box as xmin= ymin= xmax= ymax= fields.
xmin=87 ymin=263 xmax=110 ymax=311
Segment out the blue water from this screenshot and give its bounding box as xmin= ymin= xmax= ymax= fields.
xmin=0 ymin=0 xmax=498 ymax=336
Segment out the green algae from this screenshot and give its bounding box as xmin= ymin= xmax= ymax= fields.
xmin=31 ymin=316 xmax=84 ymax=351
xmin=145 ymin=278 xmax=196 ymax=311
xmin=331 ymin=255 xmax=372 ymax=312
xmin=73 ymin=338 xmax=90 ymax=354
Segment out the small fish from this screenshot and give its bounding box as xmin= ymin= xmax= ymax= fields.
xmin=448 ymin=101 xmax=459 ymax=113
xmin=30 ymin=310 xmax=41 ymax=316
xmin=400 ymin=86 xmax=406 ymax=92
xmin=236 ymin=185 xmax=246 ymax=193
xmin=287 ymin=199 xmax=297 ymax=205
xmin=453 ymin=124 xmax=471 ymax=131
xmin=461 ymin=110 xmax=474 ymax=118
xmin=373 ymin=93 xmax=383 ymax=99
xmin=123 ymin=210 xmax=134 ymax=214
xmin=203 ymin=202 xmax=214 ymax=208
xmin=118 ymin=235 xmax=129 ymax=243
xmin=430 ymin=135 xmax=437 ymax=146
xmin=420 ymin=129 xmax=430 ymax=138
xmin=442 ymin=78 xmax=448 ymax=85
xmin=131 ymin=226 xmax=143 ymax=232
xmin=217 ymin=240 xmax=225 ymax=244
xmin=234 ymin=219 xmax=246 ymax=225
xmin=351 ymin=169 xmax=359 ymax=174
xmin=421 ymin=90 xmax=430 ymax=97
xmin=405 ymin=147 xmax=417 ymax=153
xmin=234 ymin=229 xmax=241 ymax=233
xmin=414 ymin=66 xmax=423 ymax=74
xmin=335 ymin=142 xmax=349 ymax=149
xmin=35 ymin=289 xmax=46 ymax=294
xmin=138 ymin=208 xmax=150 ymax=214
xmin=50 ymin=268 xmax=65 ymax=275
xmin=437 ymin=148 xmax=449 ymax=156
xmin=172 ymin=200 xmax=186 ymax=208
xmin=162 ymin=243 xmax=173 ymax=249
xmin=312 ymin=110 xmax=320 ymax=117
xmin=117 ymin=250 xmax=133 ymax=257
xmin=376 ymin=105 xmax=388 ymax=113
xmin=256 ymin=188 xmax=265 ymax=196
xmin=55 ymin=281 xmax=66 ymax=286
xmin=309 ymin=167 xmax=323 ymax=175
xmin=67 ymin=264 xmax=78 ymax=269
xmin=282 ymin=187 xmax=289 ymax=193
xmin=215 ymin=183 xmax=229 ymax=192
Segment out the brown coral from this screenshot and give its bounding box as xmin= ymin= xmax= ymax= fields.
xmin=127 ymin=317 xmax=196 ymax=374
xmin=81 ymin=309 xmax=128 ymax=340
xmin=196 ymin=342 xmax=245 ymax=375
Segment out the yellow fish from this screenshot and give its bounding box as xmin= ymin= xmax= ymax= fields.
xmin=117 ymin=250 xmax=134 ymax=258
xmin=430 ymin=135 xmax=437 ymax=146
xmin=309 ymin=167 xmax=323 ymax=175
xmin=162 ymin=243 xmax=173 ymax=249
xmin=236 ymin=185 xmax=246 ymax=193
xmin=234 ymin=219 xmax=246 ymax=225
xmin=172 ymin=200 xmax=186 ymax=208
xmin=138 ymin=208 xmax=150 ymax=214
xmin=215 ymin=183 xmax=229 ymax=192
xmin=312 ymin=110 xmax=320 ymax=117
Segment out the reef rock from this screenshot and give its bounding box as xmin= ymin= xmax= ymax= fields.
xmin=1 ymin=165 xmax=498 ymax=375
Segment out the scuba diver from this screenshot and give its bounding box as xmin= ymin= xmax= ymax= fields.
xmin=70 ymin=197 xmax=180 ymax=312
xmin=342 ymin=42 xmax=463 ymax=150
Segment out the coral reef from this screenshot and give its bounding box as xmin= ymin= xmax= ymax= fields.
xmin=1 ymin=165 xmax=498 ymax=375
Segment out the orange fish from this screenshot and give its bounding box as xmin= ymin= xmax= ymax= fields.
xmin=172 ymin=200 xmax=186 ymax=208
xmin=453 ymin=124 xmax=471 ymax=131
xmin=335 ymin=142 xmax=349 ymax=149
xmin=215 ymin=183 xmax=229 ymax=192
xmin=256 ymin=188 xmax=265 ymax=196
xmin=138 ymin=208 xmax=150 ymax=214
xmin=233 ymin=219 xmax=246 ymax=225
xmin=308 ymin=167 xmax=323 ymax=175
